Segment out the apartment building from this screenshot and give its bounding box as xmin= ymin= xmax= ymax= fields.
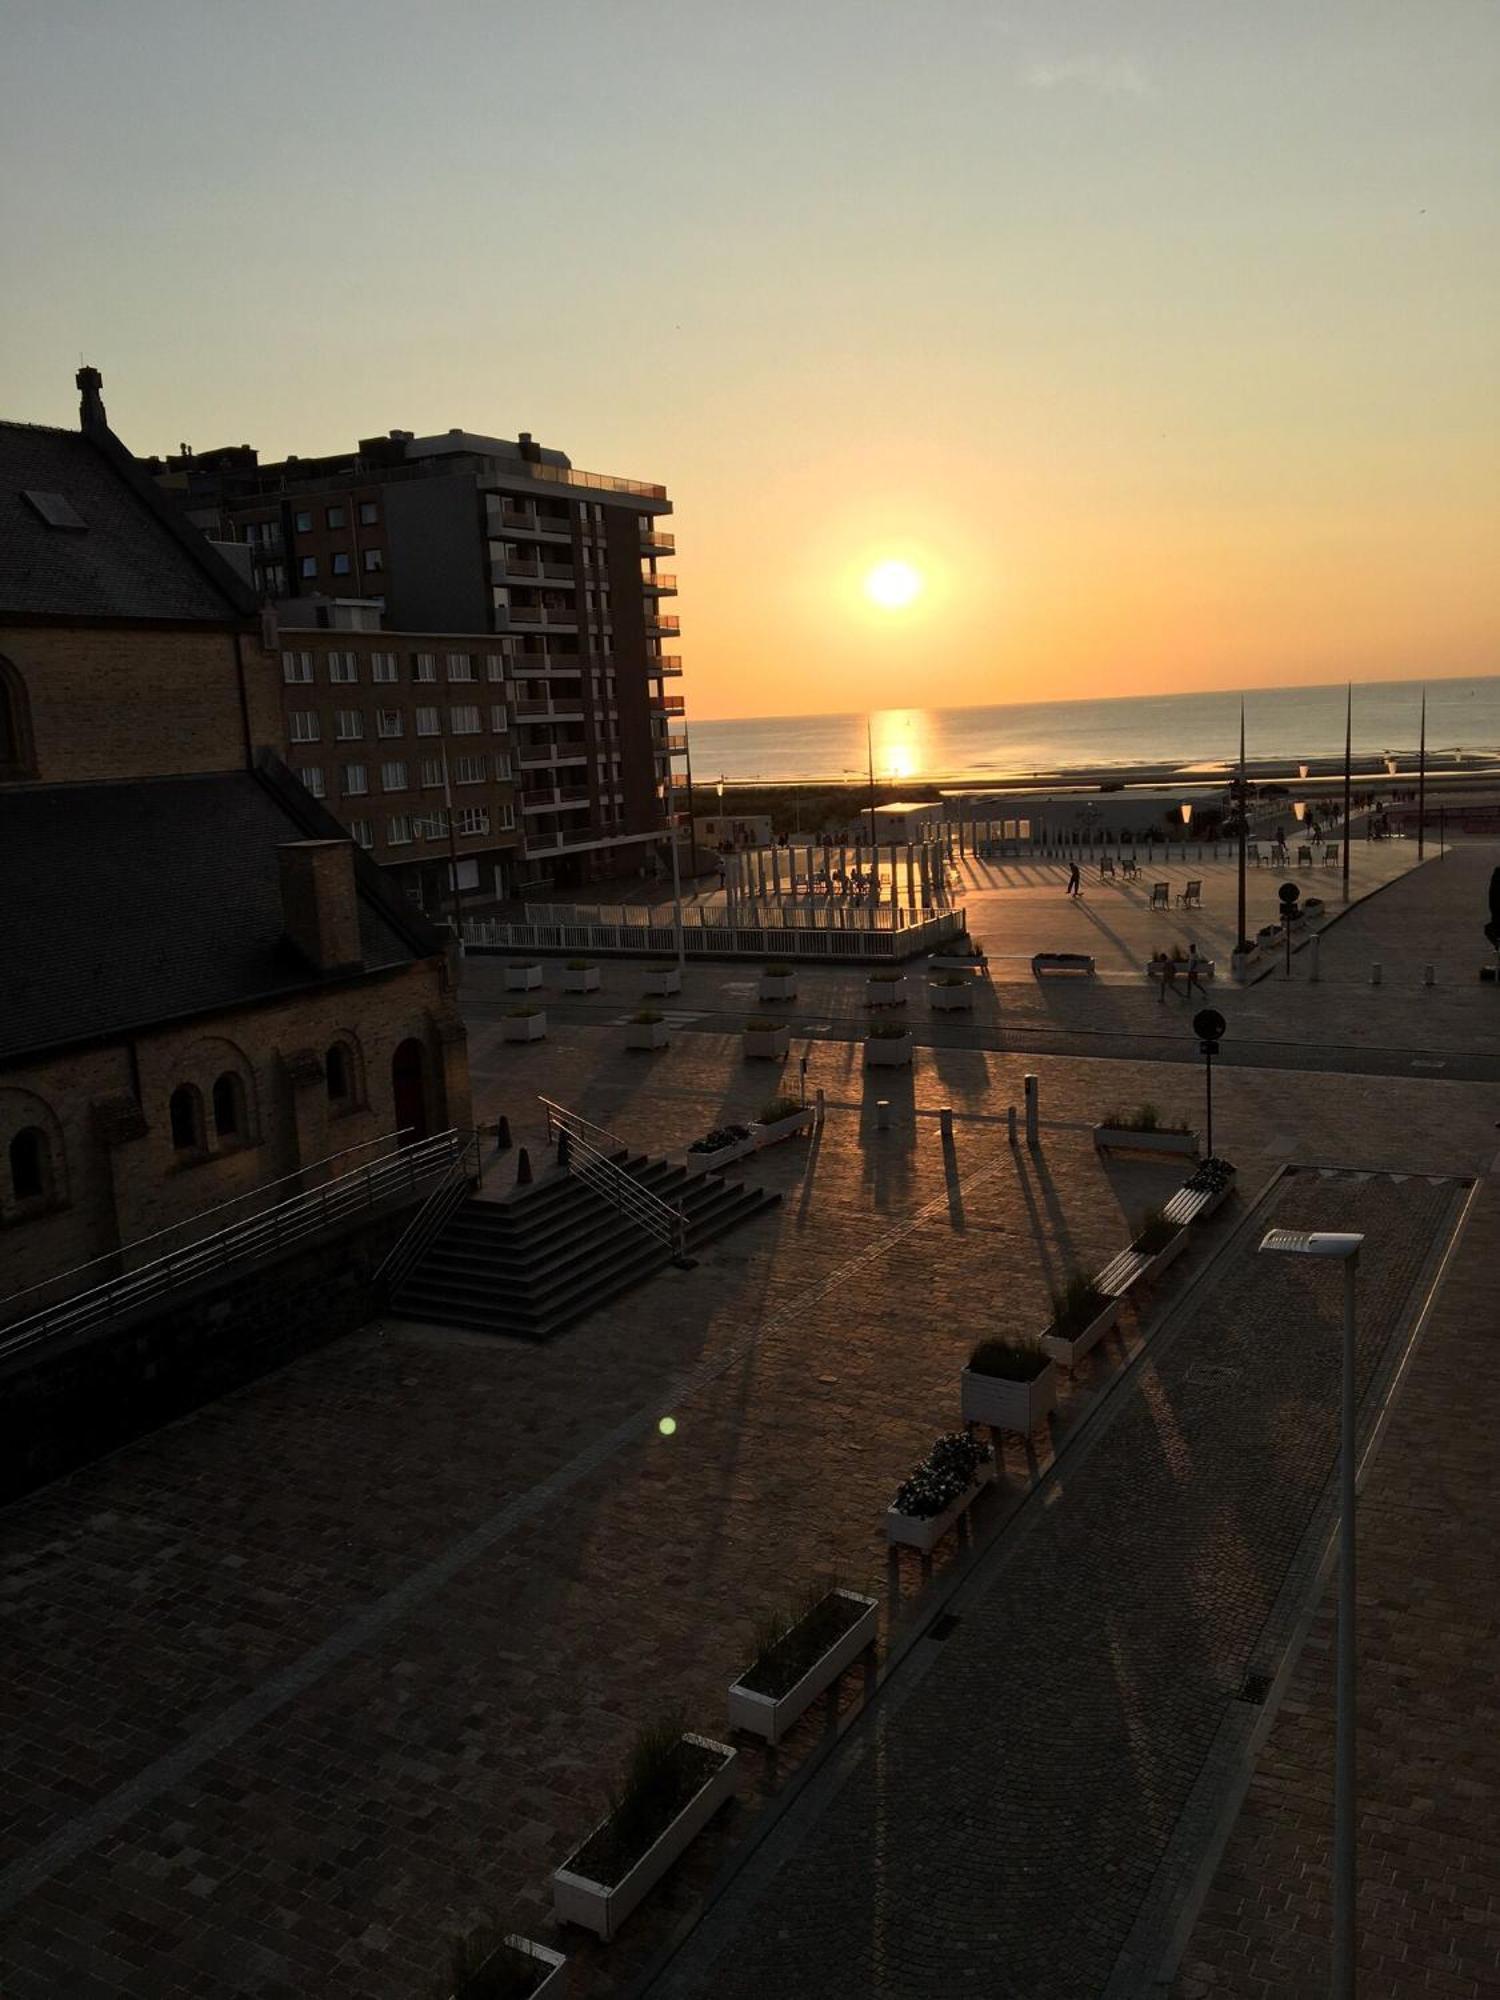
xmin=150 ymin=424 xmax=687 ymax=892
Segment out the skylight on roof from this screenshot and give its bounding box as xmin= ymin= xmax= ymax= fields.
xmin=22 ymin=489 xmax=87 ymax=530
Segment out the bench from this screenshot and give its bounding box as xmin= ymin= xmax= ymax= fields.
xmin=1146 ymin=957 xmax=1216 ymax=983
xmin=1032 ymin=952 xmax=1096 ymax=977
xmin=1163 ymin=1185 xmax=1213 ymax=1227
xmin=1094 ymin=1247 xmax=1150 ymax=1297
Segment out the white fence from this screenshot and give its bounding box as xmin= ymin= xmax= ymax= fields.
xmin=463 ymin=903 xmax=967 ymax=962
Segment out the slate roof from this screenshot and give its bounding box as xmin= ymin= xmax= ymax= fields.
xmin=0 ymin=765 xmax=441 ymax=1062
xmin=0 ymin=421 xmax=255 ymax=623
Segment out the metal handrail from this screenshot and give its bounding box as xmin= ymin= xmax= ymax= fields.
xmin=537 ymin=1097 xmax=687 ymax=1261
xmin=374 ymin=1129 xmax=484 ymax=1297
xmin=0 ymin=1131 xmax=461 ymax=1362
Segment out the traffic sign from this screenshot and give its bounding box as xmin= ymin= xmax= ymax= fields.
xmin=1278 ymin=881 xmax=1301 ymax=909
xmin=1193 ymin=1007 xmax=1226 ymax=1041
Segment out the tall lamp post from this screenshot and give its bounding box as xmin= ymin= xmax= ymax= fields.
xmin=1258 ymin=1227 xmax=1365 ymax=2000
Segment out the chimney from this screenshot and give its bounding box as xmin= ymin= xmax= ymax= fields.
xmin=77 ymin=365 xmax=107 ymax=433
xmin=518 ymin=430 xmax=541 ymax=462
xmin=277 ymin=841 xmax=364 ymax=975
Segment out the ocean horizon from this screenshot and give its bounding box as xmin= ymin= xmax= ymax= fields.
xmin=687 ymin=674 xmax=1500 ymax=786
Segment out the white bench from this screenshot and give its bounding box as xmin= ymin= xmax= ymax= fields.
xmin=1094 ymin=1247 xmax=1151 ymax=1297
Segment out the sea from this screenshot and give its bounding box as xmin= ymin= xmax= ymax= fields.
xmin=687 ymin=676 xmax=1500 ymax=787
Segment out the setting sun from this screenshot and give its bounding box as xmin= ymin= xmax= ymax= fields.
xmin=864 ymin=559 xmax=923 ymax=610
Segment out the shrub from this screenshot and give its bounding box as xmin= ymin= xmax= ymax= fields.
xmin=1132 ymin=1208 xmax=1181 ymax=1255
xmin=564 ymin=958 xmax=595 ymax=972
xmin=868 ymin=968 xmax=904 ymax=982
xmin=892 ymin=1430 xmax=992 ymax=1518
xmin=867 ymin=1022 xmax=911 ymax=1039
xmin=740 ymin=1577 xmax=864 ymax=1700
xmin=1048 ymin=1273 xmax=1110 ymax=1335
xmin=505 ymin=1004 xmax=542 ymax=1019
xmin=1183 ymin=1155 xmax=1236 ymax=1193
xmin=758 ymin=1096 xmax=803 ymax=1124
xmin=763 ymin=961 xmax=794 ymax=977
xmin=570 ymin=1710 xmax=724 ymax=1885
xmin=745 ymin=1016 xmax=782 ymax=1033
xmin=1099 ymin=1103 xmax=1192 ymax=1135
xmin=688 ymin=1124 xmax=751 ymax=1154
xmin=967 ymin=1338 xmax=1049 ymax=1382
xmin=630 ymin=1008 xmax=664 ymax=1025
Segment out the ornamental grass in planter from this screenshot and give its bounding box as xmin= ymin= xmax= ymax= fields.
xmin=1131 ymin=1205 xmax=1190 ymax=1280
xmin=727 ymin=1580 xmax=877 ymax=1744
xmin=1094 ymin=1102 xmax=1199 ymax=1158
xmin=626 ymin=1008 xmax=670 ymax=1051
xmin=960 ymin=1337 xmax=1057 ymax=1434
xmin=643 ymin=962 xmax=682 ymax=996
xmin=758 ymin=962 xmax=797 ymax=1001
xmin=743 ymin=1016 xmax=790 ymax=1059
xmin=502 ymin=1004 xmax=547 ymax=1042
xmin=865 ymin=969 xmax=907 ymax=1005
xmin=750 ymin=1094 xmax=811 ymax=1148
xmin=929 ymin=972 xmax=974 ymax=1011
xmin=864 ymin=1020 xmax=913 ymax=1067
xmin=446 ymin=1925 xmax=565 ymax=2000
xmin=562 ymin=959 xmax=601 ymax=992
xmin=1039 ymin=1272 xmax=1120 ymax=1370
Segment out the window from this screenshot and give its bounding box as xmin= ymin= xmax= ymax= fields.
xmin=169 ymin=1084 xmax=204 ymax=1153
xmin=8 ymin=1127 xmax=52 ymax=1205
xmin=451 ymin=704 xmax=481 ymax=735
xmin=343 ymin=763 xmax=368 ymax=796
xmin=376 ymin=709 xmax=403 ymax=738
xmin=358 ymin=501 xmax=379 ymax=526
xmin=212 ymin=1072 xmax=246 ymax=1142
xmin=371 ymin=651 xmax=398 ymax=683
xmin=363 ymin=547 xmax=384 ymax=572
xmin=494 ymin=751 xmax=512 ymax=781
xmin=348 ymin=818 xmax=373 ymax=848
xmin=455 ymin=806 xmax=491 ymax=838
xmin=281 ymin=650 xmax=313 ymax=684
xmin=381 ymin=759 xmax=408 ymax=792
xmin=497 ymin=800 xmax=516 ymax=831
xmin=454 ymin=754 xmax=486 ymax=784
xmin=300 ymin=556 xmax=317 ymax=579
xmin=490 ymin=704 xmax=508 ymax=733
xmin=326 ymin=1041 xmax=356 ymax=1105
xmin=328 ymin=651 xmax=357 ymax=683
xmin=326 ymin=505 xmax=346 ymax=529
xmin=299 ymin=765 xmax=326 ymax=798
xmin=446 ymin=652 xmax=473 ymax=682
xmin=387 ymin=815 xmax=413 ymax=845
xmin=415 ymin=809 xmax=447 ymax=840
xmin=421 ymin=757 xmax=445 ymax=788
xmin=486 ymin=653 xmax=507 ymax=682
xmin=413 ymin=652 xmax=436 ymax=682
xmin=289 ymin=711 xmax=320 ymax=743
xmin=332 ymin=552 xmax=352 ymax=577
xmin=415 ymin=706 xmax=440 ymax=736
xmin=335 ymin=709 xmax=363 ymax=740
xmin=294 ymin=510 xmax=312 ymax=532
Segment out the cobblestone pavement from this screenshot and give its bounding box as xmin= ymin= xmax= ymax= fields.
xmin=648 ymin=1170 xmax=1467 ymax=2000
xmin=1170 ymin=1181 xmax=1500 ymax=2000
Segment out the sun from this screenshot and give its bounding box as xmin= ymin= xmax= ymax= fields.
xmin=864 ymin=559 xmax=923 ymax=610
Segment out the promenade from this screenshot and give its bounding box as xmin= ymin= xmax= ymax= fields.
xmin=0 ymin=844 xmax=1496 ymax=1998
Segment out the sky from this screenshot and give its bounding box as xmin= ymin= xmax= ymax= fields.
xmin=3 ymin=0 xmax=1497 ymax=721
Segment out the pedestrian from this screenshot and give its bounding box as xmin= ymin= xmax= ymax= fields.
xmin=1066 ymin=860 xmax=1081 ymax=898
xmin=1186 ymin=940 xmax=1204 ymax=994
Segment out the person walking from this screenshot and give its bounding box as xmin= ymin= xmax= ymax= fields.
xmin=1066 ymin=860 xmax=1082 ymax=898
xmin=1185 ymin=940 xmax=1205 ymax=995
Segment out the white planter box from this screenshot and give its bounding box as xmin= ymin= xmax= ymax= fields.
xmin=865 ymin=976 xmax=908 ymax=1006
xmin=1230 ymin=946 xmax=1258 ymax=981
xmin=743 ymin=1025 xmax=790 ymax=1059
xmin=643 ymin=966 xmax=682 ymax=996
xmin=503 ymin=962 xmax=543 ymax=991
xmin=449 ymin=1938 xmax=567 ymax=2000
xmin=684 ymin=1136 xmax=754 ymax=1174
xmin=726 ymin=1590 xmax=877 ymax=1745
xmin=929 ymin=984 xmax=974 ymax=1012
xmin=865 ymin=1034 xmax=913 ymax=1068
xmin=1092 ymin=1125 xmax=1201 ymax=1159
xmin=1140 ymin=1226 xmax=1191 ymax=1283
xmin=562 ymin=966 xmax=601 ymax=993
xmin=1301 ymin=897 xmax=1325 ymax=920
xmin=626 ymin=1020 xmax=670 ymax=1050
xmin=959 ymin=1363 xmax=1057 ymax=1434
xmin=552 ymin=1734 xmax=737 ymax=1942
xmin=1039 ymin=1295 xmax=1123 ymax=1371
xmin=749 ymin=1108 xmax=814 ymax=1149
xmin=758 ymin=972 xmax=797 ymax=1002
xmin=885 ymin=1461 xmax=995 ymax=1553
xmin=502 ymin=1013 xmax=548 ymax=1042
xmin=928 ymin=954 xmax=986 ymax=972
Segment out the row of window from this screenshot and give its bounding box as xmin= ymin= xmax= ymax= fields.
xmin=289 ymin=502 xmax=379 ymax=532
xmin=298 ymin=752 xmax=512 ymax=798
xmin=282 ymin=650 xmax=508 ymax=687
xmin=287 ymin=704 xmax=508 ymax=744
xmin=345 ymin=807 xmax=502 ymax=848
xmin=297 ymin=549 xmax=382 ymax=580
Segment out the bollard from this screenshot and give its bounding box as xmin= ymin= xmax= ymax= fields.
xmin=876 ymin=1099 xmax=890 ymax=1131
xmin=1008 ymin=1104 xmax=1018 ymax=1147
xmin=815 ymin=1085 xmax=826 ymax=1127
xmin=557 ymin=1128 xmax=571 ymax=1169
xmin=1423 ymin=963 xmax=1435 ymax=987
xmin=939 ymin=1106 xmax=953 ymax=1142
xmin=1370 ymin=962 xmax=1382 ymax=986
xmin=1307 ymin=936 xmax=1320 ymax=983
xmin=1024 ymin=1073 xmax=1039 ymax=1149
xmin=494 ymin=1113 xmax=512 ymax=1152
xmin=515 ymin=1145 xmax=533 ymax=1187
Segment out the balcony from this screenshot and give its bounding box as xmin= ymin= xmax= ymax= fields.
xmin=508 ymin=654 xmax=583 ymax=677
xmin=490 ymin=505 xmax=575 ymax=541
xmin=646 ymin=613 xmax=681 ymax=634
xmin=652 ymin=693 xmax=686 ymax=715
xmin=513 ymin=697 xmax=585 ymax=722
xmin=517 ymin=744 xmax=589 ymax=770
xmin=496 ymin=604 xmax=579 ymax=631
xmin=640 ymin=531 xmax=675 ymax=556
xmin=521 ymin=784 xmax=591 ymax=813
xmin=655 ymin=732 xmax=689 ymax=755
xmin=652 ymin=654 xmax=683 ymax=676
xmin=641 ymin=572 xmax=677 ymax=594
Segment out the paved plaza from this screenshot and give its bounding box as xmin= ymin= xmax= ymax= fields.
xmin=1 ymin=845 xmax=1497 ymax=1998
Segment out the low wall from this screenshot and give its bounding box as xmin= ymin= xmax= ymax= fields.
xmin=0 ymin=1207 xmax=409 ymax=1506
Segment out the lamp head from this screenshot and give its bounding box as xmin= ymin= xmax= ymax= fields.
xmin=1259 ymin=1228 xmax=1364 ymax=1260
xmin=1180 ymin=801 xmax=1193 ymax=825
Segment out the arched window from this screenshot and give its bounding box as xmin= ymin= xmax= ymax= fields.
xmin=0 ymin=657 xmax=37 ymax=780
xmin=169 ymin=1083 xmax=204 ymax=1152
xmin=9 ymin=1126 xmax=51 ymax=1204
xmin=325 ymin=1043 xmax=350 ymax=1104
xmin=211 ymin=1071 xmax=246 ymax=1141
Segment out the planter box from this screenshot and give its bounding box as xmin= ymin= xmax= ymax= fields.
xmin=626 ymin=1020 xmax=670 ymax=1050
xmin=1039 ymin=1294 xmax=1124 ymax=1371
xmin=757 ymin=972 xmax=797 ymax=1002
xmin=749 ymin=1107 xmax=814 ymax=1149
xmin=1301 ymin=897 xmax=1325 ymax=920
xmin=865 ymin=976 xmax=908 ymax=1006
xmin=684 ymin=1136 xmax=754 ymax=1174
xmin=726 ymin=1590 xmax=878 ymax=1746
xmin=552 ymin=1735 xmax=737 ymax=1942
xmin=449 ymin=1938 xmax=566 ymax=2000
xmin=503 ymin=962 xmax=543 ymax=992
xmin=885 ymin=1462 xmax=995 ymax=1554
xmin=1230 ymin=946 xmax=1258 ymax=981
xmin=643 ymin=966 xmax=682 ymax=996
xmin=1139 ymin=1226 xmax=1191 ymax=1283
xmin=928 ymin=953 xmax=986 ymax=972
xmin=743 ymin=1024 xmax=790 ymax=1060
xmin=1093 ymin=1125 xmax=1201 ymax=1160
xmin=865 ymin=1034 xmax=913 ymax=1069
xmin=1146 ymin=958 xmax=1216 ymax=984
xmin=1255 ymin=923 xmax=1283 ymax=947
xmin=1192 ymin=1171 xmax=1236 ymax=1220
xmin=502 ymin=1012 xmax=548 ymax=1042
xmin=562 ymin=966 xmax=601 ymax=993
xmin=929 ymin=984 xmax=974 ymax=1012
xmin=960 ymin=1362 xmax=1057 ymax=1434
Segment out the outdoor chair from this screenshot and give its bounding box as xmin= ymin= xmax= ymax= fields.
xmin=1246 ymin=843 xmax=1264 ymax=866
xmin=1297 ymin=844 xmax=1314 ymax=867
xmin=1149 ymin=881 xmax=1169 ymax=910
xmin=1324 ymin=843 xmax=1340 ymax=867
xmin=1121 ymin=857 xmax=1140 ymax=879
xmin=1098 ymin=855 xmax=1116 ymax=878
xmin=1176 ymin=879 xmax=1202 ymax=909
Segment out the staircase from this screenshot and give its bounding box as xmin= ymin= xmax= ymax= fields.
xmin=389 ymin=1154 xmax=779 ymax=1340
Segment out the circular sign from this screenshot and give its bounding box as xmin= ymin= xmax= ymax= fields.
xmin=1277 ymin=881 xmax=1302 ymax=908
xmin=1193 ymin=1007 xmax=1226 ymax=1041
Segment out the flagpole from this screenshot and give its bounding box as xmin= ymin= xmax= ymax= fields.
xmin=1342 ymin=685 xmax=1353 ymax=904
xmin=1236 ymin=699 xmax=1247 ymax=965
xmin=1417 ymin=687 xmax=1427 ymax=861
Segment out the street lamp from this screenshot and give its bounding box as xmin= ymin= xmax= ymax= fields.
xmin=1179 ymin=800 xmax=1192 ymax=846
xmin=1258 ymin=1226 xmax=1365 ymax=2000
xmin=1293 ymin=799 xmax=1307 ymax=823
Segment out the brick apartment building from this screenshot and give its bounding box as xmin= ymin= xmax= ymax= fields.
xmin=148 ymin=423 xmax=688 ymax=898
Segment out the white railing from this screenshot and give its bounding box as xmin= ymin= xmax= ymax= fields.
xmin=538 ymin=1097 xmax=688 ymax=1262
xmin=0 ymin=1131 xmax=463 ymax=1363
xmin=373 ymin=1129 xmax=485 ymax=1300
xmin=464 ymin=903 xmax=966 ymax=962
